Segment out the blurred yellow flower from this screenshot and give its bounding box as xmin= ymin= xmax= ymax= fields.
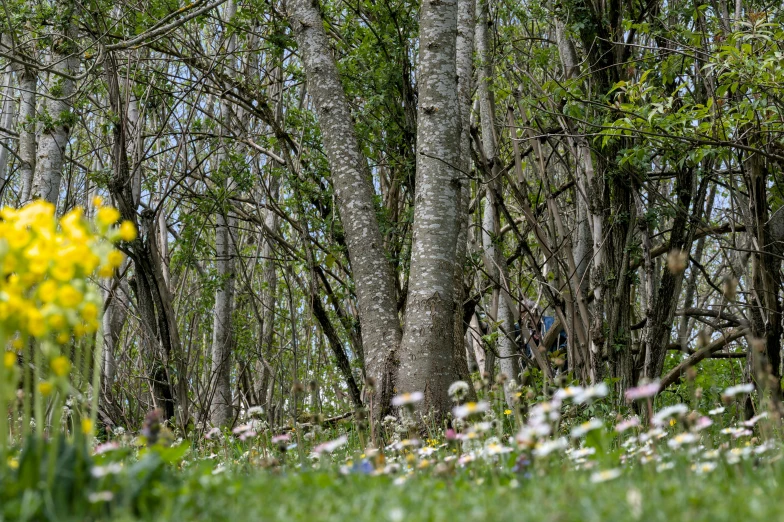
xmin=51 ymin=356 xmax=71 ymax=377
xmin=38 ymin=382 xmax=54 ymax=396
xmin=57 ymin=284 xmax=83 ymax=308
xmin=96 ymin=207 xmax=120 ymax=227
xmin=3 ymin=351 xmax=16 ymax=369
xmin=81 ymin=418 xmax=94 ymax=435
xmin=119 ymin=221 xmax=137 ymax=241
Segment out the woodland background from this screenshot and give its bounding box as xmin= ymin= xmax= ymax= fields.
xmin=1 ymin=0 xmax=783 ymax=431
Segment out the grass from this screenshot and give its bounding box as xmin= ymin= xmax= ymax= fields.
xmin=97 ymin=458 xmax=781 ymax=522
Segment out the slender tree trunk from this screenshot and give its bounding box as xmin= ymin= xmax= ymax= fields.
xmin=452 ymin=0 xmax=477 ymax=391
xmin=396 ymin=0 xmax=462 ymax=416
xmin=475 ymin=0 xmax=518 ymax=405
xmin=209 ymin=0 xmax=239 ymax=428
xmin=289 ymin=0 xmax=402 ymax=413
xmin=31 ymin=1 xmax=79 ymax=205
xmin=0 ymin=70 xmax=17 ymax=187
xmin=17 ymin=62 xmax=38 ymax=203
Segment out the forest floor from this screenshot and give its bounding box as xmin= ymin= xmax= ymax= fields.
xmin=90 ymin=458 xmax=784 ymax=521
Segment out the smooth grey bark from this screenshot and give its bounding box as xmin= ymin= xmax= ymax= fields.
xmin=31 ymin=3 xmax=79 ymax=205
xmin=451 ymin=0 xmax=477 ymax=395
xmin=255 ymin=173 xmax=279 ymax=407
xmin=289 ymin=0 xmax=402 ymax=412
xmin=17 ymin=63 xmax=37 ymax=202
xmin=210 ymin=1 xmax=239 ymax=427
xmin=103 ymin=264 xmax=130 ymax=391
xmin=396 ymin=0 xmax=463 ymax=416
xmin=476 ymin=0 xmax=518 ymax=406
xmin=0 ymin=70 xmax=17 ymax=187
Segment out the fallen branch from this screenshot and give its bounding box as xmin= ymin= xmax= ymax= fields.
xmin=658 ymin=329 xmax=747 ymax=392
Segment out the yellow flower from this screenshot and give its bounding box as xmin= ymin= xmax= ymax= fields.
xmin=670 ymin=418 xmax=676 ymax=427
xmin=81 ymin=418 xmax=94 ymax=435
xmin=56 ymin=332 xmax=70 ymax=344
xmin=119 ymin=221 xmax=137 ymax=241
xmin=37 ymin=280 xmax=58 ymax=303
xmin=96 ymin=207 xmax=121 ymax=227
xmin=57 ymin=284 xmax=83 ymax=308
xmin=92 ymin=196 xmax=104 ymax=207
xmin=3 ymin=351 xmax=16 ymax=368
xmin=27 ymin=308 xmax=45 ymax=337
xmin=504 ymin=409 xmax=512 ymax=416
xmin=7 ymin=457 xmax=19 ymax=469
xmin=48 ymin=313 xmax=66 ymax=330
xmin=80 ymin=302 xmax=98 ymax=322
xmin=107 ymin=250 xmax=124 ymax=269
xmin=38 ymin=381 xmax=54 ymax=396
xmin=51 ymin=260 xmax=75 ymax=281
xmin=51 ymin=356 xmax=71 ymax=377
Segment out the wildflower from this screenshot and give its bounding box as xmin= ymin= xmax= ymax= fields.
xmin=3 ymin=351 xmax=15 ymax=368
xmin=232 ymin=424 xmax=257 ymax=441
xmin=615 ymin=416 xmax=640 ymax=433
xmin=483 ymin=441 xmax=513 ymax=457
xmin=97 ymin=207 xmax=121 ymax=227
xmin=532 ymin=437 xmax=568 ymax=457
xmin=554 ymin=386 xmax=584 ymax=401
xmin=568 ymin=447 xmax=596 ymax=460
xmin=38 ymin=382 xmax=54 ymax=397
xmin=88 ymin=492 xmax=115 ymax=503
xmin=271 ymin=433 xmax=291 ymax=451
xmin=708 ymin=406 xmax=725 ymax=415
xmin=652 ymin=404 xmax=688 ymax=426
xmin=722 ymin=383 xmax=754 ymax=397
xmin=574 ymin=383 xmax=609 ymax=404
xmin=50 ymin=356 xmax=71 ymax=377
xmin=504 ymin=409 xmax=512 ymax=416
xmin=448 ymin=381 xmax=470 ymax=401
xmin=667 ymin=433 xmax=698 ymax=449
xmin=81 ymin=418 xmax=94 ymax=435
xmin=314 ymin=435 xmax=348 ymax=454
xmin=91 ymin=463 xmax=123 ymax=478
xmin=743 ymin=412 xmax=769 ymax=427
xmin=721 ymin=427 xmax=753 ymax=438
xmin=452 ymin=401 xmax=489 ymax=419
xmin=93 ymin=442 xmax=120 ymax=455
xmin=391 ymin=392 xmax=424 ymax=407
xmin=691 ymin=416 xmax=713 ymax=432
xmin=571 ymin=419 xmax=603 ymax=438
xmin=119 ymin=221 xmax=137 ymax=241
xmin=625 ymin=381 xmax=660 ymax=401
xmin=656 ymin=462 xmax=675 ymax=472
xmin=693 ymin=462 xmax=717 ymax=474
xmin=590 ymin=468 xmax=622 ymax=483
xmin=57 ymin=284 xmax=83 ymax=307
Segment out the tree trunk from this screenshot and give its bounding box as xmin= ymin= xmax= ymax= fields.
xmin=288 ymin=0 xmax=402 ymax=414
xmin=209 ymin=0 xmax=239 ymax=428
xmin=31 ymin=1 xmax=78 ymax=205
xmin=396 ymin=0 xmax=462 ymax=417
